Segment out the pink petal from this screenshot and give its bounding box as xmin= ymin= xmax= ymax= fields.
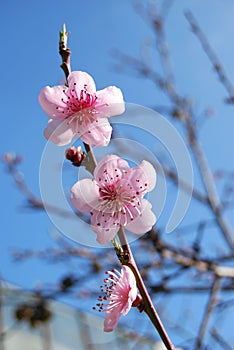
xmin=139 ymin=160 xmax=157 ymax=191
xmin=122 ymin=265 xmax=137 ymax=287
xmin=94 ymin=226 xmax=119 ymax=245
xmin=94 ymin=155 xmax=129 ymax=182
xmin=104 ymin=307 xmax=122 ymax=332
xmin=90 ymin=211 xmax=119 ymax=244
xmin=126 ymin=199 xmax=156 ymax=234
xmin=120 ymin=266 xmax=138 ymax=315
xmin=121 ymin=291 xmax=134 ymax=315
xmin=96 ymin=86 xmax=125 ymax=118
xmin=126 ymin=160 xmax=156 ymax=193
xmin=70 ymin=179 xmax=99 ymax=212
xmin=79 ymin=118 xmax=112 ymax=146
xmin=67 ymin=71 xmax=96 ymax=95
xmin=39 ymin=85 xmax=67 ymax=120
xmin=44 ymin=119 xmax=75 ymax=146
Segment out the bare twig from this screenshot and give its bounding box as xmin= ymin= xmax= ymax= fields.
xmin=211 ymin=328 xmax=234 ymax=350
xmin=150 ymin=5 xmax=175 ymax=86
xmin=118 ymin=228 xmax=175 ymax=350
xmin=194 ymin=277 xmax=220 ymax=350
xmin=185 ymin=115 xmax=234 ymax=249
xmin=151 ymin=284 xmax=232 ymax=294
xmin=147 ymin=229 xmax=234 ymax=278
xmin=59 ymin=24 xmax=71 ymax=81
xmin=185 ymin=10 xmax=234 ymax=102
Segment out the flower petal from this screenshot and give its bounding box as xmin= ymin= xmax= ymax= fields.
xmin=90 ymin=211 xmax=119 ymax=244
xmin=44 ymin=119 xmax=75 ymax=146
xmin=139 ymin=160 xmax=157 ymax=191
xmin=120 ymin=266 xmax=138 ymax=315
xmin=94 ymin=226 xmax=119 ymax=245
xmin=70 ymin=179 xmax=99 ymax=212
xmin=94 ymin=155 xmax=129 ymax=183
xmin=79 ymin=118 xmax=112 ymax=147
xmin=39 ymin=85 xmax=68 ymax=120
xmin=68 ymin=71 xmax=96 ymax=95
xmin=96 ymin=86 xmax=125 ymax=118
xmin=104 ymin=307 xmax=122 ymax=332
xmin=126 ymin=160 xmax=156 ymax=193
xmin=126 ymin=199 xmax=156 ymax=234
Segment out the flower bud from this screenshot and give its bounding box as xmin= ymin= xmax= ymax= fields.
xmin=65 ymin=146 xmax=86 ymax=166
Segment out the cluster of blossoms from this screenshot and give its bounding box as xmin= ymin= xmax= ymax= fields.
xmin=39 ymin=70 xmax=156 ymax=331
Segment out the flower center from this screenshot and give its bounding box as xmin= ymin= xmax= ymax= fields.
xmin=92 ymin=181 xmax=143 ymax=231
xmin=97 ymin=181 xmax=135 ymax=215
xmin=64 ymin=83 xmax=97 ymax=114
xmin=56 ymin=83 xmax=98 ymax=129
xmin=93 ymin=269 xmax=129 ymax=313
xmin=99 ymin=184 xmax=118 ymax=201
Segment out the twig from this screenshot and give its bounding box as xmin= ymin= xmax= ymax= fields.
xmin=194 ymin=277 xmax=220 ymax=350
xmin=185 ymin=10 xmax=234 ymax=102
xmin=151 ymin=284 xmax=232 ymax=294
xmin=117 ymin=228 xmax=175 ymax=350
xmin=163 ymin=166 xmax=208 ymax=204
xmin=185 ymin=116 xmax=234 ymax=250
xmin=83 ymin=143 xmax=97 ymax=174
xmin=59 ymin=24 xmax=71 ymax=81
xmin=147 ymin=229 xmax=234 ymax=278
xmin=150 ymin=5 xmax=175 ymax=86
xmin=211 ymin=328 xmax=234 ymax=350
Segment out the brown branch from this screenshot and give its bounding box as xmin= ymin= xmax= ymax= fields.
xmin=112 ymin=51 xmax=180 ymax=105
xmin=151 ymin=284 xmax=233 ymax=294
xmin=150 ymin=6 xmax=175 ymax=87
xmin=211 ymin=328 xmax=234 ymax=350
xmin=185 ymin=116 xmax=234 ymax=250
xmin=59 ymin=24 xmax=71 ymax=81
xmin=195 ymin=277 xmax=221 ymax=349
xmin=83 ymin=143 xmax=97 ymax=174
xmin=149 ymin=231 xmax=234 ymax=278
xmin=117 ymin=228 xmax=175 ymax=350
xmin=185 ymin=10 xmax=234 ymax=101
xmin=163 ymin=166 xmax=208 ymax=204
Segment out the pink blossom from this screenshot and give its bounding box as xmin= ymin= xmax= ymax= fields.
xmin=94 ymin=266 xmax=138 ymax=332
xmin=38 ymin=71 xmax=125 ymax=146
xmin=71 ymin=155 xmax=156 ymax=244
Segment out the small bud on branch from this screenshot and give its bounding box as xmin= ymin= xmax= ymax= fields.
xmin=59 ymin=23 xmax=71 ymax=80
xmin=65 ymin=146 xmax=86 ymax=167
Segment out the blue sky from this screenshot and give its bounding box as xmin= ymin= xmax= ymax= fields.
xmin=1 ymin=0 xmax=234 ymax=345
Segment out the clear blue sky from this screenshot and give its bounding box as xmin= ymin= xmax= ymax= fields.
xmin=1 ymin=0 xmax=233 ymax=334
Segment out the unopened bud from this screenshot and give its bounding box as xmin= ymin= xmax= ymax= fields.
xmin=65 ymin=146 xmax=86 ymax=166
xmin=132 ymin=294 xmax=144 ymax=312
xmin=2 ymin=153 xmax=23 ymax=165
